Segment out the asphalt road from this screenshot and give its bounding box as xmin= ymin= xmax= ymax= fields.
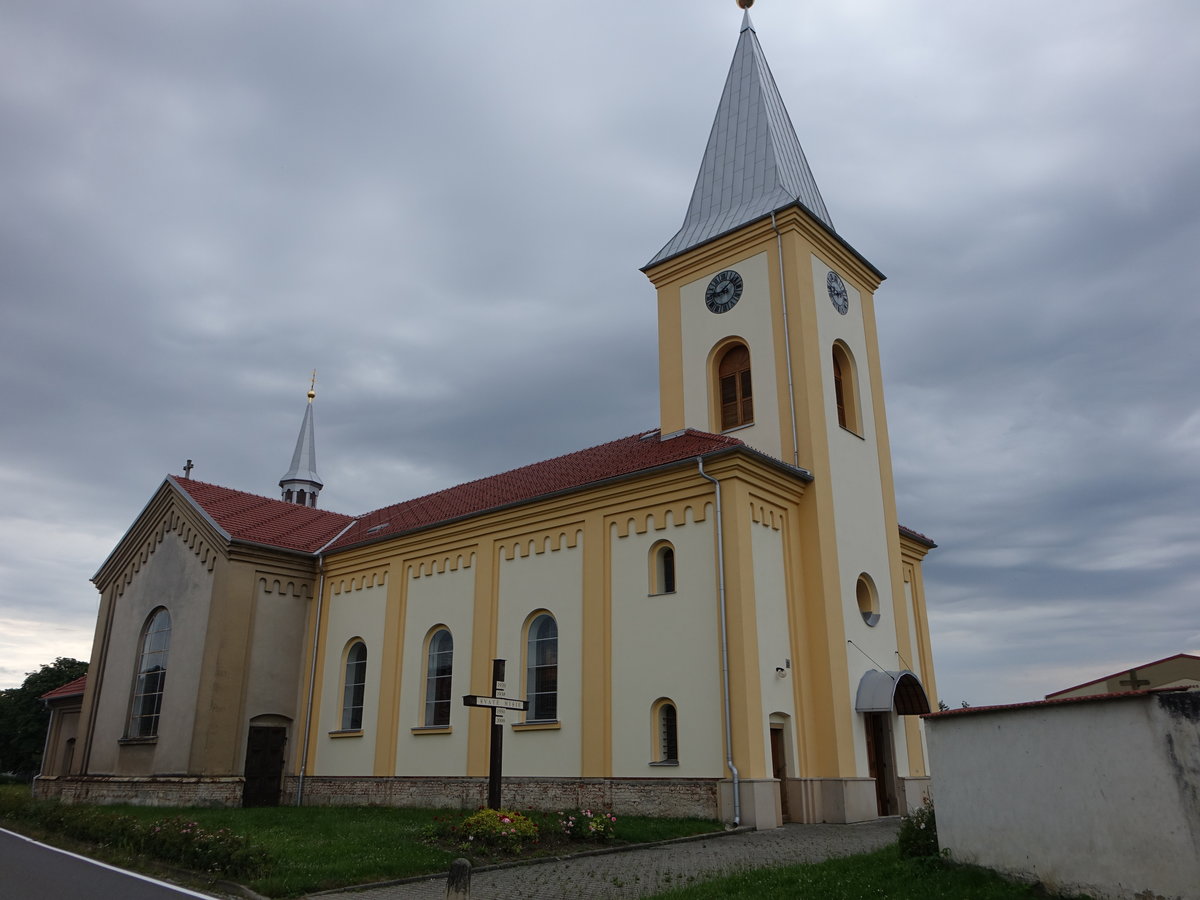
xmin=0 ymin=827 xmax=218 ymax=900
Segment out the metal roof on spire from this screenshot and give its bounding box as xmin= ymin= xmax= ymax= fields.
xmin=647 ymin=10 xmax=833 ymax=267
xmin=280 ymin=389 xmax=322 ymax=492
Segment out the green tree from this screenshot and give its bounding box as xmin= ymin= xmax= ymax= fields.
xmin=0 ymin=657 xmax=88 ymax=778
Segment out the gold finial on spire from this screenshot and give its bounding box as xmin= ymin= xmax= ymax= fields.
xmin=737 ymin=0 xmax=754 ymax=8
xmin=307 ymin=369 xmax=317 ymax=402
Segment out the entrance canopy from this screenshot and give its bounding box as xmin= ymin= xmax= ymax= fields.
xmin=855 ymin=669 xmax=931 ymax=715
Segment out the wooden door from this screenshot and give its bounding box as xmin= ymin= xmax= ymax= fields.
xmin=243 ymin=726 xmax=286 ymax=807
xmin=864 ymin=713 xmax=894 ymax=816
xmin=770 ymin=726 xmax=790 ymax=822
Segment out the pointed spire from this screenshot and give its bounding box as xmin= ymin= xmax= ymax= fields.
xmin=279 ymin=374 xmax=323 ymax=508
xmin=647 ymin=11 xmax=832 ymax=267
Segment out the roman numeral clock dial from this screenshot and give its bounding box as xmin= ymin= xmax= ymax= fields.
xmin=827 ymin=271 xmax=850 ymax=315
xmin=705 ymin=269 xmax=743 ymax=313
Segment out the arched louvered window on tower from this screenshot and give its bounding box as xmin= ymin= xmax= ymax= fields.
xmin=832 ymin=341 xmax=862 ymax=435
xmin=716 ymin=342 xmax=753 ymax=430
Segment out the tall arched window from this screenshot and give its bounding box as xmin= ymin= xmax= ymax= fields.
xmin=650 ymin=542 xmax=676 ymax=595
xmin=424 ymin=628 xmax=453 ymax=727
xmin=526 ymin=613 xmax=558 ymax=722
xmin=128 ymin=608 xmax=171 ymax=738
xmin=832 ymin=341 xmax=861 ymax=434
xmin=717 ymin=343 xmax=753 ymax=430
xmin=341 ymin=640 xmax=367 ymax=731
xmin=657 ymin=700 xmax=679 ymax=764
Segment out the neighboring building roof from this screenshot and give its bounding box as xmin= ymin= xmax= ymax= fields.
xmin=647 ymin=11 xmax=832 ymax=268
xmin=326 ymin=429 xmax=756 ymax=552
xmin=173 ymin=477 xmax=354 ymax=553
xmin=923 ymin=686 xmax=1192 ymax=720
xmin=1045 ymin=653 xmax=1200 ymax=699
xmin=279 ymin=394 xmax=322 ymax=491
xmin=40 ymin=674 xmax=87 ymax=702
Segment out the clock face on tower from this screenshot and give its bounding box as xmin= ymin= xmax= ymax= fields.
xmin=705 ymin=269 xmax=743 ymax=314
xmin=827 ymin=271 xmax=850 ymax=315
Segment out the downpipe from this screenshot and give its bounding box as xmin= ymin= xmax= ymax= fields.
xmin=697 ymin=457 xmax=740 ymax=826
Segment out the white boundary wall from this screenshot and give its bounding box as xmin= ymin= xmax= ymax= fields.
xmin=925 ymin=690 xmax=1200 ymax=900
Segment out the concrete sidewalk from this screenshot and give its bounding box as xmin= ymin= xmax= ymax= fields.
xmin=312 ymin=818 xmax=899 ymax=899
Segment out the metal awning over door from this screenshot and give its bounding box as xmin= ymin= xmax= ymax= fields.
xmin=855 ymin=669 xmax=931 ymax=715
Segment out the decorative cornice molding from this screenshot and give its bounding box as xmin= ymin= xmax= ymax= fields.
xmin=407 ymin=551 xmax=476 ymax=580
xmin=610 ymin=500 xmax=711 ymax=539
xmin=114 ymin=508 xmax=219 ymax=598
xmin=257 ymin=577 xmax=311 ymax=599
xmin=498 ymin=528 xmax=583 ymax=561
xmin=330 ymin=569 xmax=389 ymax=595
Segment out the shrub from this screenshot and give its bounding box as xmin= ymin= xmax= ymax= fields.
xmin=559 ymin=807 xmax=617 ymax=842
xmin=457 ymin=808 xmax=539 ymax=853
xmin=0 ymin=795 xmax=267 ymax=878
xmin=897 ymin=796 xmax=939 ymax=859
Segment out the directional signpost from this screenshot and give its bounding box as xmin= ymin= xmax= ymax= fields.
xmin=463 ymin=659 xmax=527 ymax=810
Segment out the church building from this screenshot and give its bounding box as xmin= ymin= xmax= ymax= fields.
xmin=37 ymin=8 xmax=939 ymax=828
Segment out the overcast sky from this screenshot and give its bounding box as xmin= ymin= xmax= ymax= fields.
xmin=1 ymin=1 xmax=1197 ymax=706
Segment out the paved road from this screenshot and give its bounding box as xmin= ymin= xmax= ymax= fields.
xmin=0 ymin=827 xmax=219 ymax=900
xmin=311 ymin=818 xmax=900 ymax=899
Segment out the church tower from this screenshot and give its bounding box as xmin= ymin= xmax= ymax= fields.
xmin=644 ymin=7 xmax=932 ymax=817
xmin=279 ymin=381 xmax=323 ymax=508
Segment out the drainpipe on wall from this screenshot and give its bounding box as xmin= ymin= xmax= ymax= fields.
xmin=295 ymin=518 xmax=358 ymax=806
xmin=697 ymin=457 xmax=740 ymax=826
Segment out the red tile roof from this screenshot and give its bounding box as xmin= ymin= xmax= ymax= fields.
xmin=327 ymin=429 xmax=748 ymax=552
xmin=40 ymin=674 xmax=88 ymax=701
xmin=922 ymin=685 xmax=1193 ymax=720
xmin=171 ymin=429 xmax=752 ymax=556
xmin=898 ymin=525 xmax=937 ymax=548
xmin=172 ymin=477 xmax=355 ymax=553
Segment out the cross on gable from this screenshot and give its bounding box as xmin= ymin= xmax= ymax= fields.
xmin=1119 ymin=669 xmax=1150 ymax=691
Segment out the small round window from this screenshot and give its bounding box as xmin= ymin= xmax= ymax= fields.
xmin=856 ymin=575 xmax=880 ymax=627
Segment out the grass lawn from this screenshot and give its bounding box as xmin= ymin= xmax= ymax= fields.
xmin=648 ymin=844 xmax=1094 ymax=900
xmin=0 ymin=785 xmax=719 ymax=898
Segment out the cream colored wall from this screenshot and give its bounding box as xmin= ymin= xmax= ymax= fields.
xmin=609 ymin=508 xmax=724 ymax=778
xmin=394 ymin=560 xmax=475 ymax=775
xmin=810 ymin=254 xmax=899 ymax=777
xmin=679 ymin=251 xmax=783 ymax=457
xmin=88 ymin=532 xmax=211 ymax=775
xmin=751 ymin=515 xmax=798 ymax=775
xmin=244 ymin=578 xmax=310 ymax=725
xmin=496 ymin=541 xmax=583 ymax=776
xmin=317 ymin=581 xmax=387 ymax=776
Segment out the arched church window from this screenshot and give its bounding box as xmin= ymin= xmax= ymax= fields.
xmin=341 ymin=640 xmax=367 ymax=731
xmin=717 ymin=343 xmax=753 ymax=430
xmin=653 ymin=699 xmax=679 ymax=764
xmin=832 ymin=341 xmax=862 ymax=435
xmin=525 ymin=613 xmax=558 ymax=722
xmin=423 ymin=628 xmax=453 ymax=727
xmin=128 ymin=608 xmax=171 ymax=738
xmin=650 ymin=542 xmax=676 ymax=594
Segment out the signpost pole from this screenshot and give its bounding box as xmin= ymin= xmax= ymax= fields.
xmin=488 ymin=659 xmax=504 ymax=810
xmin=462 ymin=660 xmax=526 ymax=812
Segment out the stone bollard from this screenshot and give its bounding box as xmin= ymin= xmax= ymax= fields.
xmin=446 ymin=857 xmax=471 ymax=898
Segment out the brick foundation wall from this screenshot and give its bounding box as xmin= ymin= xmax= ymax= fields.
xmin=37 ymin=775 xmax=244 ymax=808
xmin=288 ymin=776 xmax=721 ymax=819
